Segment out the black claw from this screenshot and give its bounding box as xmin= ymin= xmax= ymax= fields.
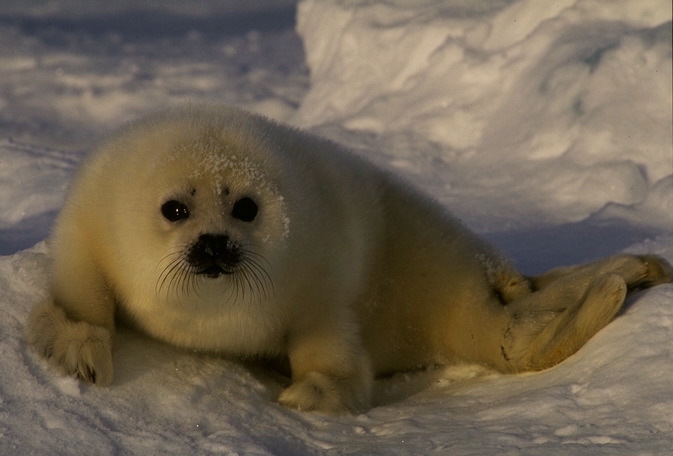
xmin=76 ymin=366 xmax=97 ymax=384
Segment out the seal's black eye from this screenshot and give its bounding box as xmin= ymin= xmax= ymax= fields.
xmin=231 ymin=197 xmax=258 ymax=222
xmin=161 ymin=200 xmax=190 ymax=222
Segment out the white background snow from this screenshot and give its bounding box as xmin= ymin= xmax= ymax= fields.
xmin=1 ymin=0 xmax=672 ymax=454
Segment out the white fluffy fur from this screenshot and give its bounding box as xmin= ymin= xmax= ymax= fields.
xmin=25 ymin=105 xmax=672 ymax=413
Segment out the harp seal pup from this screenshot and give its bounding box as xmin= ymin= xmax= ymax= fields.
xmin=26 ymin=105 xmax=672 ymax=414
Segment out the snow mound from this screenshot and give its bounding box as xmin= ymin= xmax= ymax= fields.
xmin=295 ymin=0 xmax=672 ymax=226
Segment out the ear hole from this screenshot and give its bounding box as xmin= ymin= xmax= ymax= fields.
xmin=231 ymin=197 xmax=258 ymax=222
xmin=161 ymin=200 xmax=190 ymax=222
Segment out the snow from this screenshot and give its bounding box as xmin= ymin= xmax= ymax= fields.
xmin=1 ymin=0 xmax=671 ymax=454
xmin=295 ymin=0 xmax=672 ymax=232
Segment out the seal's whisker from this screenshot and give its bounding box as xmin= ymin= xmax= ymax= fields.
xmin=155 ymin=240 xmax=272 ymax=307
xmin=244 ymin=262 xmax=265 ymax=299
xmin=244 ymin=254 xmax=273 ymax=299
xmin=157 ymin=250 xmax=187 ymax=296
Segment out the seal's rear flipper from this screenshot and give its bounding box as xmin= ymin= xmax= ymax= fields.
xmin=500 ymin=254 xmax=671 ymax=372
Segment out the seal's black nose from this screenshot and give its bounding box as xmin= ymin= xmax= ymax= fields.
xmin=187 ymin=234 xmax=241 ymax=277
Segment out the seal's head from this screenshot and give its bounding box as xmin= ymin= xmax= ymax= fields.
xmin=98 ymin=107 xmax=292 ymax=307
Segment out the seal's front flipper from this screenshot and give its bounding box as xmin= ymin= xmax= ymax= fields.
xmin=26 ymin=300 xmax=114 ymax=385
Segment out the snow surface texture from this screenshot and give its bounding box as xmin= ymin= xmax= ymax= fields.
xmin=1 ymin=0 xmax=672 ymax=454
